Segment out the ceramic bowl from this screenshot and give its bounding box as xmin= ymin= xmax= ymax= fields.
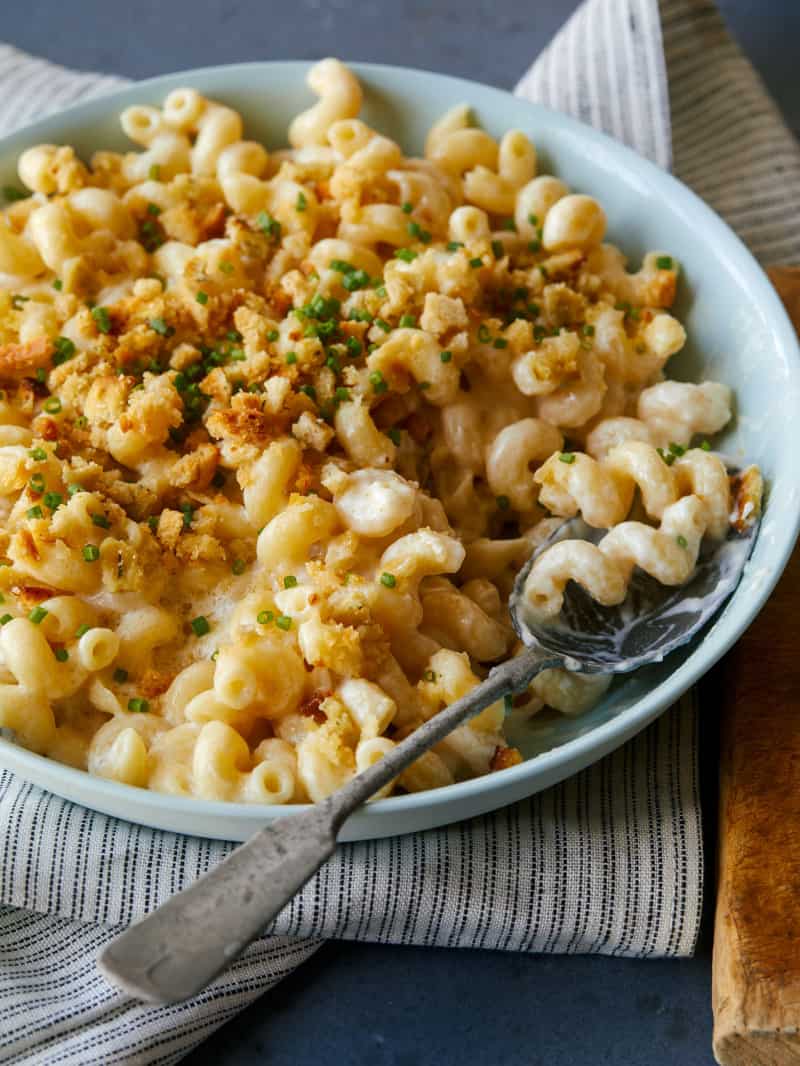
xmin=1 ymin=62 xmax=797 ymax=840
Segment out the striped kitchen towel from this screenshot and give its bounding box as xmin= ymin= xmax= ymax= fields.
xmin=2 ymin=0 xmax=799 ymax=1062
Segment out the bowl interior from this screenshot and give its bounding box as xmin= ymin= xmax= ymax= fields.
xmin=0 ymin=62 xmax=797 ymax=837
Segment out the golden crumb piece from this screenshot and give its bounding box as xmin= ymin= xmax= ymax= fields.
xmin=730 ymin=464 xmax=763 ymax=533
xmin=157 ymin=510 xmax=184 ymax=551
xmin=0 ymin=337 xmax=53 ymax=382
xmin=170 ymin=444 xmax=219 ymax=491
xmin=489 ymin=745 xmax=524 ymax=772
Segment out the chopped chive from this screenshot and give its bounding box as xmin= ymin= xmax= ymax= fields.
xmin=43 ymin=397 xmax=61 ymax=414
xmin=285 ymin=351 xmax=298 ymax=365
xmin=657 ymin=447 xmax=676 ymax=466
xmin=581 ymin=324 xmax=595 ymax=337
xmin=82 ymin=544 xmax=100 ymax=562
xmin=257 ymin=609 xmax=274 ymax=625
xmin=190 ymin=615 xmax=210 ymax=636
xmin=149 ymin=317 xmax=172 ymax=336
xmin=656 ymin=255 xmax=674 ymax=270
xmin=256 ymin=210 xmax=281 ymax=238
xmin=91 ymin=513 xmax=110 ymax=529
xmin=113 ymin=667 xmax=129 ymax=683
xmin=267 ymin=329 xmax=280 ymax=342
xmin=496 ymin=495 xmax=511 ymax=510
xmin=128 ymin=697 xmax=149 ymax=713
xmin=440 ymin=350 xmax=452 ymax=363
xmin=43 ymin=492 xmax=62 ymax=511
xmin=528 ymin=213 xmax=538 ymax=225
xmin=469 ymin=257 xmax=483 ymax=268
xmin=298 ymin=384 xmax=317 ymax=401
xmin=35 ymin=368 xmax=46 ymax=384
xmin=91 ymin=306 xmax=111 ymax=334
xmin=29 ymin=606 xmax=48 ymax=624
xmin=195 ymin=290 xmax=209 ymax=305
xmin=348 ymin=308 xmax=372 ymax=323
xmin=27 ymin=505 xmax=43 ymax=519
xmin=700 ymin=440 xmax=711 ymax=451
xmin=668 ymin=442 xmax=686 ymax=457
xmin=334 ymin=386 xmax=350 ymax=403
xmin=342 ymin=269 xmax=369 ymax=291
xmin=493 ymin=338 xmax=508 ymax=349
xmin=295 ymin=191 xmax=307 ymax=212
xmin=52 ymin=336 xmax=76 ymax=366
xmin=478 ymin=324 xmax=491 ymax=343
xmin=380 ymin=572 xmax=397 ymax=588
xmin=3 ymin=186 xmax=26 ymax=203
xmin=407 ymin=221 xmax=431 ymax=243
xmin=503 ymin=693 xmax=514 ymax=712
xmin=219 ymin=260 xmax=234 ymax=275
xmin=386 ymin=428 xmax=401 ymax=446
xmin=423 ymin=669 xmax=437 ymax=683
xmin=283 ymin=575 xmax=298 ymax=589
xmin=29 ymin=473 xmax=45 ymax=493
xmin=75 ymin=623 xmax=92 ymax=638
xmin=230 ymin=558 xmax=246 ymax=576
xmin=401 ymin=201 xmax=413 ymax=214
xmin=146 ymin=202 xmax=161 ymax=216
xmin=394 ymin=248 xmax=417 ymax=263
xmin=74 ymin=416 xmax=87 ymax=429
xmin=446 ymin=241 xmax=464 ymax=251
xmin=527 ymin=239 xmax=541 ymax=253
xmin=491 ymin=239 xmax=504 ymax=259
xmin=0 ymin=615 xmax=12 ymax=626
xmin=54 ymin=647 xmax=69 ymax=662
xmin=67 ymin=483 xmax=83 ymax=497
xmin=275 ymin=614 xmax=292 ymax=631
xmin=676 ymin=534 xmax=688 ymax=548
xmin=369 ymin=370 xmax=388 ymax=394
xmin=398 ymin=314 xmax=416 ymax=328
xmin=375 ymin=318 xmax=391 ymax=332
xmin=558 ymin=452 xmax=576 ymax=464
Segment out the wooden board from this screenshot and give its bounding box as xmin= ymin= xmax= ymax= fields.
xmin=712 ymin=267 xmax=800 ymax=1064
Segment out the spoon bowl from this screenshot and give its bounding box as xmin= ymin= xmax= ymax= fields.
xmin=510 ymin=513 xmax=759 ymax=674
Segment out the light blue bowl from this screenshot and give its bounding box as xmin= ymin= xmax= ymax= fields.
xmin=0 ymin=62 xmax=797 ymax=841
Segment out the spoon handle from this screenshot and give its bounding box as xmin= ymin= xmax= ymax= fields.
xmin=98 ymin=643 xmax=558 ymax=1003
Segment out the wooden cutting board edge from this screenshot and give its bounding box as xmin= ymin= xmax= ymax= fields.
xmin=712 ymin=266 xmax=800 ymax=1065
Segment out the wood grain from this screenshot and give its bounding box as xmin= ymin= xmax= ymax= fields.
xmin=713 ymin=266 xmax=800 ymax=1065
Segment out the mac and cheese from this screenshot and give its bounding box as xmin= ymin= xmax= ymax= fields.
xmin=0 ymin=60 xmax=759 ymax=804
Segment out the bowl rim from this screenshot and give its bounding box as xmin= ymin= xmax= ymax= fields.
xmin=1 ymin=58 xmax=798 ymax=834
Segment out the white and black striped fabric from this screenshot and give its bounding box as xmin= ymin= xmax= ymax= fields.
xmin=1 ymin=1 xmax=797 ymax=1061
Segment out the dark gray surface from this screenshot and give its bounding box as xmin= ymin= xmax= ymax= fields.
xmin=3 ymin=3 xmax=795 ymax=1063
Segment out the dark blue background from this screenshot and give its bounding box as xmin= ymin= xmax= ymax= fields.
xmin=6 ymin=4 xmax=796 ymax=1062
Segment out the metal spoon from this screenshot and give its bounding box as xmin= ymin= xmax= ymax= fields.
xmin=98 ymin=507 xmax=759 ymax=1003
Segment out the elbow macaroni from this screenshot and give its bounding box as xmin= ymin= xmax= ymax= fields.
xmin=0 ymin=59 xmax=757 ymax=803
